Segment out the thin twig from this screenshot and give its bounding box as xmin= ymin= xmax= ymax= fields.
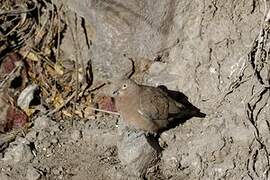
xmin=87 ymin=107 xmax=120 ymax=116
xmin=0 ymin=62 xmax=23 ymax=89
xmin=46 ymin=90 xmax=120 ymax=116
xmin=46 ymin=91 xmax=77 ymax=116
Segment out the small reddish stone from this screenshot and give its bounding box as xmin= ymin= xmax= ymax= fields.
xmin=97 ymin=96 xmax=117 ymax=112
xmin=6 ymin=106 xmax=28 ymax=131
xmin=2 ymin=53 xmax=21 ymax=74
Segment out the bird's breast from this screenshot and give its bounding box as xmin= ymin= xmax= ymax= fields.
xmin=115 ymin=96 xmax=159 ymax=132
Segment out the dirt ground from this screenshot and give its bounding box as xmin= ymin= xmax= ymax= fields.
xmin=1 ymin=0 xmax=270 ymax=179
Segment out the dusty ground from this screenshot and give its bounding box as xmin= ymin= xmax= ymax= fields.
xmin=1 ymin=0 xmax=270 ymax=179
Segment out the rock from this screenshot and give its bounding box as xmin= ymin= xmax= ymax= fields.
xmin=65 ymin=0 xmax=172 ymax=64
xmin=162 ymin=148 xmax=180 ymax=172
xmin=2 ymin=138 xmax=34 ymax=164
xmin=70 ymin=130 xmax=82 ymax=142
xmin=145 ymin=74 xmax=180 ymax=88
xmin=51 ymin=138 xmax=58 ymax=144
xmin=17 ymin=84 xmax=39 ymax=112
xmin=159 ymin=131 xmax=176 ymax=147
xmin=117 ymin=129 xmax=161 ymax=177
xmin=50 ymin=124 xmax=60 ymax=133
xmin=0 ymin=173 xmax=11 ymax=180
xmin=38 ymin=165 xmax=50 ymax=175
xmin=33 ymin=116 xmax=53 ymax=130
xmin=26 ymin=166 xmax=41 ymax=180
xmin=60 ymin=10 xmax=134 ymax=82
xmin=39 ymin=140 xmax=51 ymax=150
xmin=228 ymin=126 xmax=254 ymax=145
xmin=6 ymin=106 xmax=28 ymax=131
xmin=25 ymin=131 xmax=37 ymax=142
xmin=52 ymin=166 xmax=63 ymax=175
xmin=36 ymin=131 xmax=50 ymax=141
xmin=148 ymin=62 xmax=167 ymax=76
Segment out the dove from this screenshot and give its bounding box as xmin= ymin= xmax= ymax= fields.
xmin=111 ymin=79 xmax=205 ymax=133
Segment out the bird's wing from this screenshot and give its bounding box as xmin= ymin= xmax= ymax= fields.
xmin=138 ymin=86 xmax=170 ymax=121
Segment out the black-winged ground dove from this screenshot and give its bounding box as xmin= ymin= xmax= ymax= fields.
xmin=111 ymin=79 xmax=205 ymax=133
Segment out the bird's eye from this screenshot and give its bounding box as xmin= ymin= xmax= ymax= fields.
xmin=122 ymin=84 xmax=127 ymax=89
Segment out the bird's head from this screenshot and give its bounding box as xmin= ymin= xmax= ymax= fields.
xmin=111 ymin=79 xmax=139 ymax=97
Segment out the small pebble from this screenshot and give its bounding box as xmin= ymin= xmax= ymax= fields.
xmin=52 ymin=166 xmax=63 ymax=175
xmin=26 ymin=166 xmax=41 ymax=180
xmin=0 ymin=173 xmax=10 ymax=180
xmin=37 ymin=131 xmax=50 ymax=141
xmin=51 ymin=138 xmax=58 ymax=144
xmin=25 ymin=131 xmax=37 ymax=142
xmin=51 ymin=124 xmax=61 ymax=133
xmin=71 ymin=130 xmax=82 ymax=142
xmin=33 ymin=116 xmax=52 ymax=130
xmin=2 ymin=140 xmax=34 ymax=163
xmin=40 ymin=141 xmax=51 ymax=150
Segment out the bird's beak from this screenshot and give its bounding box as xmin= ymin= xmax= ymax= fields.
xmin=112 ymin=88 xmax=120 ymax=96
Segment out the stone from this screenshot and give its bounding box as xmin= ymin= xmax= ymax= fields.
xmin=52 ymin=166 xmax=63 ymax=175
xmin=148 ymin=62 xmax=167 ymax=76
xmin=33 ymin=116 xmax=52 ymax=130
xmin=70 ymin=130 xmax=82 ymax=142
xmin=50 ymin=124 xmax=60 ymax=133
xmin=39 ymin=140 xmax=51 ymax=150
xmin=17 ymin=84 xmax=39 ymax=111
xmin=25 ymin=131 xmax=37 ymax=142
xmin=26 ymin=166 xmax=41 ymax=180
xmin=2 ymin=139 xmax=34 ymax=164
xmin=51 ymin=138 xmax=58 ymax=144
xmin=36 ymin=131 xmax=50 ymax=141
xmin=0 ymin=173 xmax=11 ymax=180
xmin=117 ymin=128 xmax=161 ymax=177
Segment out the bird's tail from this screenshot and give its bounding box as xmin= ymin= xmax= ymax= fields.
xmin=168 ymin=106 xmax=206 ymax=122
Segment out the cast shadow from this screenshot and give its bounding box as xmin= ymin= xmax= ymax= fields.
xmin=144 ymin=85 xmax=206 ymax=161
xmin=157 ymin=85 xmax=206 ymax=133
